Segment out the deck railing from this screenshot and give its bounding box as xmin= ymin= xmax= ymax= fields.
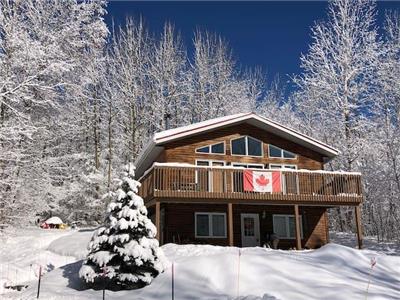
xmin=138 ymin=163 xmax=363 ymax=205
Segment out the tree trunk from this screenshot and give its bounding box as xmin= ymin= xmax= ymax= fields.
xmin=107 ymin=101 xmax=113 ymax=188
xmin=0 ymin=101 xmax=5 ymax=127
xmin=93 ymin=98 xmax=100 ymax=170
xmin=130 ymin=102 xmax=136 ymax=162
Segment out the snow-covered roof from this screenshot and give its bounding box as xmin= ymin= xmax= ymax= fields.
xmin=135 ymin=112 xmax=340 ymax=177
xmin=45 ymin=217 xmax=63 ymax=225
xmin=153 ymin=113 xmax=252 ymax=142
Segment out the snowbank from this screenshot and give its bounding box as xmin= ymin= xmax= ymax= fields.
xmin=0 ymin=228 xmax=75 ymax=290
xmin=1 ymin=228 xmax=400 ymax=299
xmin=47 ymin=230 xmax=93 ymax=259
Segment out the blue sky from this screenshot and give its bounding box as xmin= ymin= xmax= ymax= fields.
xmin=105 ymin=1 xmax=400 ymax=88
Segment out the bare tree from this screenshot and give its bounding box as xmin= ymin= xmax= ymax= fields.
xmin=146 ymin=23 xmax=189 ymax=131
xmin=293 ymin=0 xmax=380 ymax=232
xmin=189 ymin=31 xmax=251 ymax=122
xmin=0 ymin=0 xmax=108 ymax=224
xmin=361 ymin=11 xmax=400 ymax=241
xmin=108 ymin=18 xmax=150 ymax=162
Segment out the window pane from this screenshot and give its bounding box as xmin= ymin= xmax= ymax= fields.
xmin=283 ymin=150 xmax=296 ymax=159
xmin=269 ymin=164 xmax=282 ymax=169
xmin=288 ymin=216 xmax=302 ymax=238
xmin=284 ymin=165 xmax=297 ymax=170
xmin=249 ymin=165 xmax=263 ymax=169
xmin=196 ymin=146 xmax=210 ymax=153
xmin=288 ymin=216 xmax=296 ymax=238
xmin=243 ymin=217 xmax=255 ymax=236
xmin=211 ymin=143 xmax=224 ymax=154
xmin=269 ymin=145 xmax=282 ymax=158
xmin=247 ymin=137 xmax=262 ymax=156
xmin=196 ymin=214 xmax=209 ymax=236
xmin=195 ymin=162 xmax=209 ymax=191
xmin=232 ymin=137 xmax=246 ymax=155
xmin=273 ymin=216 xmax=287 ymax=238
xmin=212 ymin=215 xmax=226 ymax=237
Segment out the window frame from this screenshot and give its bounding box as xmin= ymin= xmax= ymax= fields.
xmin=268 ymin=144 xmax=297 ymax=160
xmin=283 ymin=149 xmax=296 ymax=159
xmin=195 ymin=145 xmax=210 ymax=154
xmin=269 ymin=164 xmax=299 ymax=194
xmin=268 ymin=164 xmax=297 ymax=170
xmin=231 ymin=162 xmax=264 ymax=169
xmin=195 ymin=160 xmax=226 ymax=192
xmin=272 ymin=214 xmax=303 ymax=239
xmin=195 ymin=212 xmax=227 ymax=238
xmin=230 ymin=136 xmax=263 ymax=157
xmin=195 ymin=141 xmax=226 ymax=155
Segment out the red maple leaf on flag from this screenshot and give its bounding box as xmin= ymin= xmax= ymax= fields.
xmin=256 ymin=175 xmax=269 ymax=186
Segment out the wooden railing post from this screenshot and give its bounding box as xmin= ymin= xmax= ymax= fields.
xmin=155 ymin=201 xmax=161 ymax=242
xmin=355 ymin=205 xmax=363 ymax=249
xmin=153 ymin=167 xmax=157 ymax=191
xmin=294 ymin=205 xmax=302 ymax=250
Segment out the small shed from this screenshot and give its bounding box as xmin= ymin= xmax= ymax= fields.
xmin=41 ymin=217 xmax=64 ymax=229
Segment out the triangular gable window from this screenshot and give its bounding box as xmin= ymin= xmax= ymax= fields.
xmin=196 ymin=146 xmax=210 ymax=153
xmin=196 ymin=142 xmax=225 ymax=154
xmin=268 ymin=144 xmax=296 ymax=159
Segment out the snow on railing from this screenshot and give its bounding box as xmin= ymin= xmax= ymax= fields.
xmin=138 ymin=162 xmax=361 ymax=182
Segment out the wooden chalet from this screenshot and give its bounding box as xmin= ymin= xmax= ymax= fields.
xmin=135 ymin=113 xmax=364 ymax=249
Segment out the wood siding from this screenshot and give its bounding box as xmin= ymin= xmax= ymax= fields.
xmin=155 ymin=203 xmax=328 ymax=249
xmin=161 ymin=123 xmax=324 ymax=169
xmin=137 ymin=122 xmax=365 ymax=206
xmin=139 ymin=122 xmax=364 ymax=249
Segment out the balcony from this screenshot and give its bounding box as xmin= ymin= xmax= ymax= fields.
xmin=137 ymin=163 xmax=363 ymax=206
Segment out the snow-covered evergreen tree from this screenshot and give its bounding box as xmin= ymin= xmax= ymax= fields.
xmin=79 ymin=163 xmax=166 ymax=289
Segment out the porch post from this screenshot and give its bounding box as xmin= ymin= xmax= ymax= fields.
xmin=294 ymin=205 xmax=302 ymax=250
xmin=155 ymin=201 xmax=161 ymax=242
xmin=228 ymin=203 xmax=234 ymax=246
xmin=355 ymin=205 xmax=363 ymax=249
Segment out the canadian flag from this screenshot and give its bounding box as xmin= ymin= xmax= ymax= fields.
xmin=243 ymin=170 xmax=281 ymax=193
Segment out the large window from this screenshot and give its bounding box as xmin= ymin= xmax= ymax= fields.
xmin=195 ymin=212 xmax=227 ymax=238
xmin=231 ymin=136 xmax=263 ymax=157
xmin=273 ymin=214 xmax=303 ymax=239
xmin=196 ymin=142 xmax=225 ymax=155
xmin=268 ymin=145 xmax=296 ymax=159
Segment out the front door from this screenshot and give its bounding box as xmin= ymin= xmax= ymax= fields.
xmin=241 ymin=213 xmax=260 ymax=247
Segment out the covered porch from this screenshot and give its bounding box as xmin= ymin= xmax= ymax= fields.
xmin=148 ymin=202 xmax=363 ymax=250
xmin=139 ymin=163 xmax=364 ymax=249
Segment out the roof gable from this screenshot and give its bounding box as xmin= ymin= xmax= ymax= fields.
xmin=134 ymin=113 xmax=339 ymax=177
xmin=154 ymin=113 xmax=338 ymax=155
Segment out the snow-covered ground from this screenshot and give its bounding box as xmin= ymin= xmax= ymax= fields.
xmin=1 ymin=228 xmax=399 ymax=299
